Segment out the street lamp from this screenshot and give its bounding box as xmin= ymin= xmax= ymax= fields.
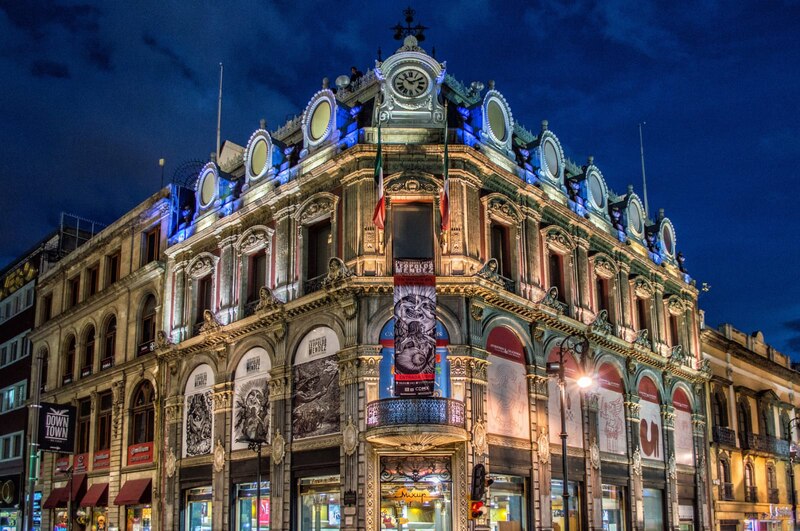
xmin=238 ymin=424 xmax=268 ymax=531
xmin=546 ymin=332 xmax=592 ymax=531
xmin=787 ymin=416 xmax=800 ymax=531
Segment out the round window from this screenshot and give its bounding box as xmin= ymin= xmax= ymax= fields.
xmin=199 ymin=171 xmax=216 ymax=207
xmin=250 ymin=138 xmax=268 ymax=177
xmin=310 ymin=100 xmax=332 ymax=141
xmin=628 ymin=203 xmax=643 ymax=235
xmin=588 ymin=172 xmax=605 ymax=209
xmin=487 ymin=99 xmax=506 ymax=142
xmin=544 ymin=140 xmax=559 ymax=178
xmin=662 ymin=225 xmax=674 ymax=256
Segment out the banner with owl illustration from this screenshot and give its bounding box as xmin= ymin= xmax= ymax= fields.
xmin=393 ymin=259 xmax=436 ymax=396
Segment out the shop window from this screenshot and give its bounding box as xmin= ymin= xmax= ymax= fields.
xmin=142 ymin=225 xmax=161 ymax=266
xmin=68 ymin=275 xmax=80 ymax=308
xmin=248 ymin=251 xmax=268 ymax=303
xmin=551 ymin=479 xmax=581 ymax=531
xmin=548 ymin=253 xmax=565 ymax=303
xmin=82 ymin=326 xmax=95 ymax=377
xmin=63 ymin=336 xmax=76 ymax=385
xmin=131 ymin=381 xmax=155 ymax=444
xmin=489 ymin=475 xmax=526 ymax=530
xmin=642 ymin=488 xmax=663 ymax=531
xmin=195 ymin=276 xmax=213 ymax=325
xmin=306 ymin=219 xmax=332 ymax=282
xmin=126 ymin=506 xmax=152 ymax=531
xmin=186 ymin=487 xmax=213 ymax=531
xmin=601 ymin=484 xmax=626 ymax=531
xmin=95 ymin=391 xmax=112 ymax=451
xmin=235 ymin=481 xmax=270 ymax=531
xmin=379 ymin=457 xmax=451 ymax=531
xmin=86 ymin=264 xmax=99 ymax=298
xmin=102 ymin=316 xmax=116 ymax=369
xmin=106 ymin=251 xmax=120 ymax=287
xmin=76 ymin=398 xmax=92 ymax=454
xmin=392 ymin=203 xmax=433 ymax=261
xmin=490 ymin=222 xmax=510 ymax=278
xmin=139 ymin=295 xmax=157 ymax=354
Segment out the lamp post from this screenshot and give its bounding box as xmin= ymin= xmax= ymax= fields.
xmin=787 ymin=416 xmax=800 ymax=531
xmin=546 ymin=332 xmax=592 ymax=531
xmin=238 ymin=424 xmax=268 ymax=531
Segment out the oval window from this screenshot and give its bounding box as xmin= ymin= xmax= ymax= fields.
xmin=662 ymin=225 xmax=674 ymax=255
xmin=310 ymin=100 xmax=332 ymax=141
xmin=588 ymin=173 xmax=605 ymax=209
xmin=628 ymin=204 xmax=643 ymax=235
xmin=250 ymin=138 xmax=268 ymax=176
xmin=200 ymin=171 xmax=216 ymax=206
xmin=544 ymin=140 xmax=559 ymax=178
xmin=487 ymin=99 xmax=506 ymax=142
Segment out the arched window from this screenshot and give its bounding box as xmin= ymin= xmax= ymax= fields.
xmin=760 ymin=405 xmax=774 ymax=437
xmin=130 ymin=381 xmax=155 ymax=445
xmin=81 ymin=326 xmax=95 ymax=376
xmin=102 ymin=316 xmax=116 ymax=369
xmin=780 ymin=411 xmax=791 ymax=441
xmin=744 ymin=462 xmax=756 ymax=502
xmin=63 ymin=335 xmax=76 ymax=385
xmin=738 ymin=399 xmax=752 ymax=446
xmin=767 ymin=464 xmax=778 ymax=503
xmin=138 ymin=295 xmax=157 ymax=355
xmin=712 ymin=390 xmax=728 ymax=428
xmin=718 ymin=456 xmax=732 ymax=500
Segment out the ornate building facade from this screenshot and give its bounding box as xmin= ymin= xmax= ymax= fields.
xmin=31 ymin=37 xmax=712 ymax=531
xmin=702 ymin=323 xmax=800 ymax=531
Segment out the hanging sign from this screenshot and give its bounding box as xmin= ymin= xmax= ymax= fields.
xmin=38 ymin=402 xmax=77 ymax=454
xmin=393 ymin=259 xmax=437 ymax=396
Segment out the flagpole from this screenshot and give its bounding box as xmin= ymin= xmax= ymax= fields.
xmin=216 ymin=63 xmax=224 ymax=160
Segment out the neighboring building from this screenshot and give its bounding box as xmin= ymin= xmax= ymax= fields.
xmin=702 ymin=323 xmax=800 ymax=531
xmin=29 ymin=193 xmax=170 ymax=531
xmin=140 ymin=35 xmax=710 ymax=531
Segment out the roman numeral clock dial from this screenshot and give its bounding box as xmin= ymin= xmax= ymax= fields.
xmin=392 ymin=69 xmax=428 ymax=98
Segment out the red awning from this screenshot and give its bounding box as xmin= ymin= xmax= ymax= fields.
xmin=68 ymin=473 xmax=87 ymax=500
xmin=113 ymin=478 xmax=152 ymax=506
xmin=79 ymin=483 xmax=108 ymax=507
xmin=43 ymin=487 xmax=65 ymax=509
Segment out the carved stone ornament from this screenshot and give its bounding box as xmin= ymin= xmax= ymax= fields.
xmin=593 ymin=255 xmax=616 ymax=279
xmin=386 ymin=178 xmax=437 ymax=194
xmin=486 ymin=195 xmax=522 ymax=223
xmin=633 ymin=277 xmax=654 ymax=299
xmin=272 ymin=431 xmax=286 ymax=464
xmin=343 ymin=416 xmax=358 ymax=456
xmin=237 ymin=228 xmax=270 ymax=255
xmin=590 ymin=438 xmax=601 ymax=470
xmin=696 ymin=453 xmax=706 ymax=481
xmin=667 ymin=296 xmax=686 ymax=316
xmin=667 ymin=453 xmax=677 ymax=480
xmin=470 ymin=301 xmax=485 ymax=321
xmin=155 ymin=330 xmax=173 ymax=349
xmin=298 ymin=197 xmax=335 ymax=225
xmin=633 ymin=328 xmax=649 ymax=348
xmin=199 ymin=310 xmax=222 ymax=334
xmin=188 ymin=254 xmax=216 ymax=280
xmin=166 ymin=451 xmax=177 ymax=479
xmin=540 ymin=287 xmax=566 ymax=314
xmin=591 ymin=309 xmax=613 ymax=335
xmin=545 ymin=228 xmax=572 ymax=253
xmin=473 ymin=422 xmax=488 ymax=457
xmin=626 ymin=356 xmax=637 ymax=375
xmin=538 ymin=432 xmax=550 ymax=464
xmin=475 ymin=258 xmax=510 ymax=289
xmin=213 ymin=439 xmax=226 ymax=473
xmin=323 ymin=257 xmax=354 ymax=286
xmin=631 ymin=446 xmax=642 ymax=477
xmin=668 ymin=345 xmax=685 ymax=365
xmin=255 ymin=286 xmax=283 ymax=313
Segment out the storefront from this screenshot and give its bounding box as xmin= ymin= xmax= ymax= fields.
xmin=641 ymin=488 xmax=664 ymax=531
xmin=488 ymin=475 xmax=526 ymax=531
xmin=185 ymin=486 xmax=212 ymax=531
xmin=600 ymin=484 xmax=626 ymax=531
xmin=298 ymin=476 xmax=341 ymax=531
xmin=114 ymin=478 xmax=152 ymax=531
xmin=378 ymin=456 xmax=451 ymax=531
xmin=550 ymin=480 xmax=582 ymax=531
xmin=0 ymin=475 xmax=21 ymax=531
xmin=79 ymin=482 xmax=109 ymax=530
xmin=234 ymin=481 xmax=270 ymax=531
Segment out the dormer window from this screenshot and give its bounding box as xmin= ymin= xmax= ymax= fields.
xmin=392 ymin=203 xmax=433 ymax=262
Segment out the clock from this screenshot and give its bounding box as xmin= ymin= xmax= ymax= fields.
xmin=392 ymin=68 xmax=429 ymax=97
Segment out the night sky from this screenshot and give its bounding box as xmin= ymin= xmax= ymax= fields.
xmin=1 ymin=1 xmax=799 ymax=357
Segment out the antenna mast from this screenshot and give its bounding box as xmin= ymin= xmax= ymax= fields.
xmin=638 ymin=122 xmax=650 ymax=218
xmin=216 ymin=63 xmax=224 ymax=160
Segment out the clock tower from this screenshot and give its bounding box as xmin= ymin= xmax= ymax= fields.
xmin=375 ymin=35 xmax=446 ymax=127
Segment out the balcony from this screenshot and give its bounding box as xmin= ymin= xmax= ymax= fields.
xmin=137 ymin=341 xmax=155 ymax=356
xmin=769 ymin=488 xmax=780 ymax=504
xmin=100 ymin=357 xmax=113 ymax=370
xmin=243 ymin=299 xmax=259 ymax=317
xmin=303 ymin=273 xmax=326 ymax=295
xmin=740 ymin=433 xmax=790 ymax=456
xmin=80 ymin=366 xmax=92 ymax=378
xmin=745 ymin=486 xmax=757 ymax=503
xmin=719 ymin=483 xmax=734 ymax=501
xmin=712 ymin=426 xmax=737 ymax=447
xmin=62 ymin=374 xmax=73 ymax=386
xmin=365 ymin=397 xmax=467 ymax=449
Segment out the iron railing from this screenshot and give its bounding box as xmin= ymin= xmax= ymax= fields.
xmin=744 ymin=486 xmax=757 ymax=503
xmin=768 ymin=488 xmax=780 ymax=504
xmin=366 ymin=398 xmax=466 ymax=429
xmin=712 ymin=426 xmax=737 ymax=447
xmin=303 ymin=273 xmax=326 ymax=294
xmin=243 ymin=299 xmax=259 ymax=317
xmin=740 ymin=433 xmax=790 ymax=456
xmin=719 ymin=483 xmax=734 ymax=501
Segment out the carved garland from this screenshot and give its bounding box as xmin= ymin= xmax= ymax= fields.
xmin=632 ymin=277 xmax=654 ymax=299
xmin=483 ymin=194 xmax=523 ymax=225
xmin=543 ymin=226 xmax=574 ymax=254
xmin=187 ymin=253 xmax=218 ymax=280
xmin=592 ymin=254 xmax=617 ymax=280
xmin=294 ymin=192 xmax=338 ymax=226
xmin=235 ymin=225 xmax=273 ymax=256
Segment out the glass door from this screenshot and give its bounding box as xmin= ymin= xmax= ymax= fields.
xmin=298 ymin=476 xmax=341 ymax=531
xmin=186 ymin=486 xmax=213 ymax=531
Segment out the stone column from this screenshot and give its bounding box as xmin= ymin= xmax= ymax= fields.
xmin=521 ymin=205 xmax=543 ymax=299
xmin=584 ymin=391 xmax=603 ymax=530
xmin=356 ymin=350 xmax=382 ymax=531
xmin=107 ymin=379 xmax=126 ymax=528
xmin=653 ymin=283 xmax=667 ymax=354
xmin=692 ymin=410 xmax=711 ymax=531
xmin=172 ymin=260 xmax=188 ymax=342
xmin=163 ymin=393 xmax=183 ymax=531
xmin=625 ymin=391 xmax=643 ymax=530
xmin=272 ymin=205 xmax=296 ymax=302
xmin=269 ymin=363 xmax=291 ymax=531
xmin=211 ymin=380 xmax=233 ymax=531
xmin=337 ymin=346 xmax=360 ymax=531
xmin=616 ymin=259 xmax=634 ymax=340
xmin=528 ymin=369 xmax=550 ymax=531
xmin=574 ymin=236 xmax=592 ymax=322
xmin=216 ymin=234 xmax=238 ymax=324
xmin=661 ymin=403 xmax=678 ymax=530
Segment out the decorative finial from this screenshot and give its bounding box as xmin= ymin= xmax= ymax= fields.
xmin=392 ymin=7 xmax=428 ymax=42
xmin=541 ymin=119 xmax=549 ymax=131
xmin=627 ymin=184 xmax=634 ymax=194
xmin=588 ymin=155 xmax=594 ymax=165
xmin=322 ymin=77 xmax=329 ymax=89
xmin=488 ymin=80 xmax=495 ymax=90
xmin=658 ymin=208 xmax=665 ymax=220
xmin=210 ymin=152 xmax=216 ymax=162
xmin=259 ymin=118 xmax=266 ymax=129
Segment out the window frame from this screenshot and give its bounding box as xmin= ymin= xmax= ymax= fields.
xmin=76 ymin=397 xmax=92 ymax=454
xmin=130 ymin=381 xmax=156 ymax=445
xmin=95 ymin=391 xmax=113 ymax=452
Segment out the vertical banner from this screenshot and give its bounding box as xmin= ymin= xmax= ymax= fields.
xmin=393 ymin=259 xmax=437 ymax=396
xmin=38 ymin=403 xmax=77 ymax=454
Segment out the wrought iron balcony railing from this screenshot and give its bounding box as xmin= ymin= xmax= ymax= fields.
xmin=740 ymin=433 xmax=790 ymax=456
xmin=719 ymin=482 xmax=734 ymax=501
xmin=303 ymin=273 xmax=326 ymax=295
xmin=712 ymin=426 xmax=737 ymax=447
xmin=744 ymin=486 xmax=757 ymax=503
xmin=769 ymin=488 xmax=780 ymax=504
xmin=243 ymin=299 xmax=259 ymax=317
xmin=366 ymin=397 xmax=466 ymax=429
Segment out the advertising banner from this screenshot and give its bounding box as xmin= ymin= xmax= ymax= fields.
xmin=597 ymin=363 xmax=626 ymax=455
xmin=673 ymin=388 xmax=695 ymax=465
xmin=486 ymin=326 xmax=530 ymax=439
xmin=393 ymin=259 xmax=437 ymax=397
xmin=38 ymin=402 xmax=77 ymax=454
xmin=638 ymin=377 xmax=663 ymax=461
xmin=547 ymin=349 xmax=583 ymax=448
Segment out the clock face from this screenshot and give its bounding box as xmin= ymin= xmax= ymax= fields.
xmin=392 ymin=69 xmax=429 ymax=98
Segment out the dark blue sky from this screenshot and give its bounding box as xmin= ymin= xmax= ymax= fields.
xmin=1 ymin=1 xmax=799 ymax=357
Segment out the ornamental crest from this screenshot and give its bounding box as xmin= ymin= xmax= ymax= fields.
xmin=213 ymin=439 xmax=226 ymax=472
xmin=343 ymin=416 xmax=358 ymax=456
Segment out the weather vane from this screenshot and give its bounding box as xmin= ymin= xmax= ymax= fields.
xmin=392 ymin=7 xmax=427 ymax=41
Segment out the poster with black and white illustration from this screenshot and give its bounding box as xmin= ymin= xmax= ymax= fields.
xmin=233 ymin=378 xmax=270 ymax=446
xmin=185 ymin=391 xmax=213 ymax=456
xmin=292 ymin=356 xmax=340 ymax=439
xmin=393 ymin=259 xmax=437 ymax=397
xmin=38 ymin=402 xmax=77 ymax=453
xmin=597 ymin=364 xmax=626 ymax=455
